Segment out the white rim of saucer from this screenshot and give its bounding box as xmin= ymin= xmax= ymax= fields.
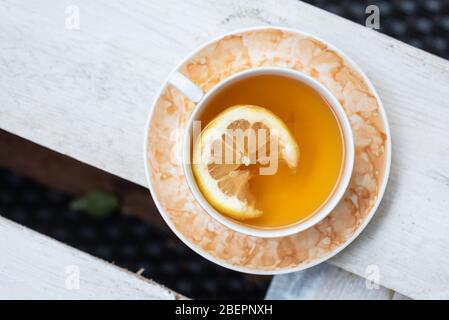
xmin=143 ymin=26 xmax=392 ymax=275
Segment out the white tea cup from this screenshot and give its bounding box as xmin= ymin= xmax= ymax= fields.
xmin=170 ymin=67 xmax=354 ymax=238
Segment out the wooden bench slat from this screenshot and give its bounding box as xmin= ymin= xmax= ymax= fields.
xmin=266 ymin=263 xmax=410 ymax=300
xmin=0 ymin=217 xmax=179 ymax=299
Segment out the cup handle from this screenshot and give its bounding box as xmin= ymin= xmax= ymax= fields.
xmin=168 ymin=71 xmax=204 ymax=103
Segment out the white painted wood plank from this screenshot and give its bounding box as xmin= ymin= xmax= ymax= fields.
xmin=0 ymin=0 xmax=448 ymax=299
xmin=0 ymin=216 xmax=179 ymax=299
xmin=266 ymin=263 xmax=410 ymax=300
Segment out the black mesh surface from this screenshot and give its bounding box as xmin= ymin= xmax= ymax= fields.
xmin=305 ymin=0 xmax=449 ymax=59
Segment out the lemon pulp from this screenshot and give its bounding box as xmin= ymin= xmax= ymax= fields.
xmin=192 ymin=105 xmax=299 ymax=221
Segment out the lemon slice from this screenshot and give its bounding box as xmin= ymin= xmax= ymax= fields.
xmin=192 ymin=105 xmax=299 ymax=220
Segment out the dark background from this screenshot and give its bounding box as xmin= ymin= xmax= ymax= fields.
xmin=1 ymin=0 xmax=448 ymax=299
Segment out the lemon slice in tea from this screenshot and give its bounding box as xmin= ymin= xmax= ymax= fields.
xmin=192 ymin=105 xmax=300 ymax=221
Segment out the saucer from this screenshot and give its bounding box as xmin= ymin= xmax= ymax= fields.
xmin=144 ymin=26 xmax=391 ymax=274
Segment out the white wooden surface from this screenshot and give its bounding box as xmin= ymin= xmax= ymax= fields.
xmin=0 ymin=216 xmax=179 ymax=299
xmin=1 ymin=0 xmax=449 ymax=299
xmin=266 ymin=263 xmax=410 ymax=300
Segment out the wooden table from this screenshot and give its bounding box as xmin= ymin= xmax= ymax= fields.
xmin=1 ymin=0 xmax=449 ymax=299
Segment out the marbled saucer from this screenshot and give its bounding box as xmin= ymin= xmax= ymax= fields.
xmin=144 ymin=27 xmax=391 ymax=274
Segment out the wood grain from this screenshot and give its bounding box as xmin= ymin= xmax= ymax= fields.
xmin=0 ymin=217 xmax=180 ymax=299
xmin=266 ymin=263 xmax=409 ymax=300
xmin=0 ymin=0 xmax=449 ymax=299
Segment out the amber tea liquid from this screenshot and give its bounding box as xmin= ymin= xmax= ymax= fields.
xmin=198 ymin=74 xmax=344 ymax=229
